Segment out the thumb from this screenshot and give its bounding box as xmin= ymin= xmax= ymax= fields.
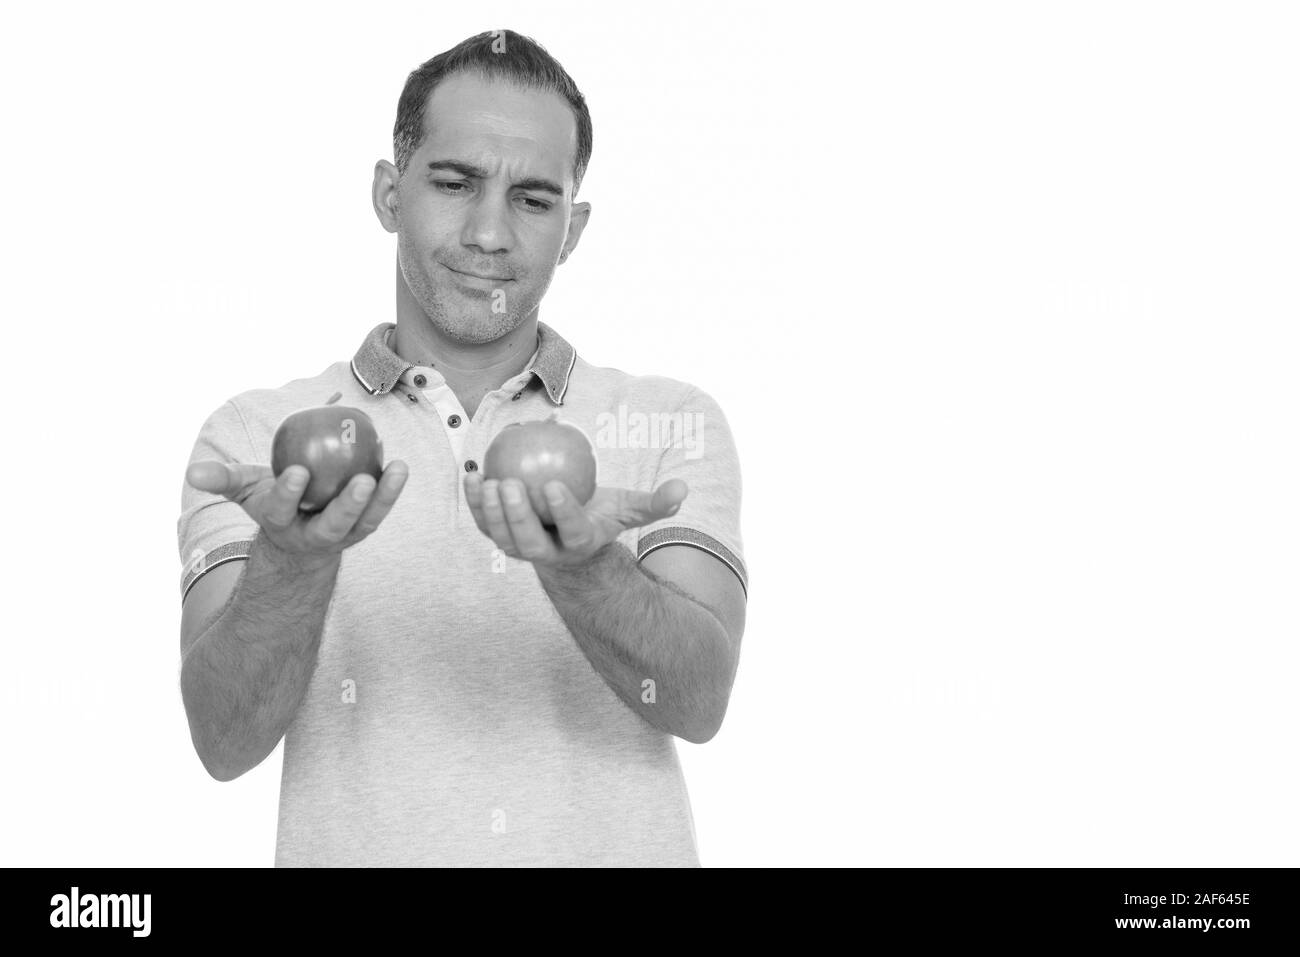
xmin=186 ymin=460 xmax=236 ymax=494
xmin=611 ymin=481 xmax=686 ymax=527
xmin=653 ymin=478 xmax=689 ymax=517
xmin=186 ymin=460 xmax=270 ymax=498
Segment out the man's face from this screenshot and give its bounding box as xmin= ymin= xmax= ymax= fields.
xmin=388 ymin=71 xmax=588 ymax=344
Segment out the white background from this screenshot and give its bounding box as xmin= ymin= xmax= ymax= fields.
xmin=1 ymin=0 xmax=1296 ymax=866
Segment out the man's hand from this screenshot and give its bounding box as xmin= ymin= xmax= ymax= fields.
xmin=186 ymin=459 xmax=410 ymax=563
xmin=463 ymin=474 xmax=687 ymax=568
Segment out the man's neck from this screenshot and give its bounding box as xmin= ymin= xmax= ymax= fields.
xmin=391 ymin=313 xmax=539 ymax=421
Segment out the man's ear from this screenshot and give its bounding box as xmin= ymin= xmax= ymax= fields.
xmin=558 ymin=201 xmax=592 ymax=264
xmin=372 ymin=160 xmax=401 ymax=233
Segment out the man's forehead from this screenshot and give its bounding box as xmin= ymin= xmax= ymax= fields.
xmin=420 ymin=72 xmax=576 ymax=173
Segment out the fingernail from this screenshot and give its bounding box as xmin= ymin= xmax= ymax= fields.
xmin=502 ymin=484 xmax=522 ymax=505
xmin=286 ymin=469 xmax=306 ymax=489
xmin=353 ymin=481 xmax=372 ymax=501
xmin=545 ymin=484 xmax=564 ymax=506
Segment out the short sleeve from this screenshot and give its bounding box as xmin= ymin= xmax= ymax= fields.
xmin=176 ymin=399 xmax=261 ymax=604
xmin=635 ymin=386 xmax=747 ymax=595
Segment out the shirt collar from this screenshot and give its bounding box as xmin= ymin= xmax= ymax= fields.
xmin=350 ymin=321 xmax=577 ymax=404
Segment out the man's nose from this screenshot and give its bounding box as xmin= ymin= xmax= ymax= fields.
xmin=460 ymin=190 xmax=515 ymax=254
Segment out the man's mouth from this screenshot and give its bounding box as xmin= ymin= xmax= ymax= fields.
xmin=443 ymin=263 xmax=513 ymax=282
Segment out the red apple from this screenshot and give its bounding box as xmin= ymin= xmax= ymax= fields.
xmin=272 ymin=394 xmax=384 ymax=512
xmin=483 ymin=415 xmax=598 ymax=525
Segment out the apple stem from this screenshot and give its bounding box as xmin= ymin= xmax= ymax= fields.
xmin=325 ymin=391 xmax=342 ymax=406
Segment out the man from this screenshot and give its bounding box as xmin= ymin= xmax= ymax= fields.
xmin=177 ymin=29 xmax=747 ymax=867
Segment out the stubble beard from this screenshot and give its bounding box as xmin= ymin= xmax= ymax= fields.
xmin=397 ymin=228 xmax=546 ymax=345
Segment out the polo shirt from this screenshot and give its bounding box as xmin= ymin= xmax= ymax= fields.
xmin=176 ymin=320 xmax=747 ymax=867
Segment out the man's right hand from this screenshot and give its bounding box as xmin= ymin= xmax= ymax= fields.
xmin=185 ymin=460 xmax=410 ymax=562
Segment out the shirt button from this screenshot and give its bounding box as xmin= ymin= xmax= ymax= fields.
xmin=511 ymin=391 xmax=523 ymax=401
xmin=447 ymin=414 xmax=461 ymax=428
xmin=414 ymin=374 xmax=427 ymax=387
xmin=406 ymin=393 xmax=417 ymax=403
xmin=464 ymin=460 xmax=478 ymax=472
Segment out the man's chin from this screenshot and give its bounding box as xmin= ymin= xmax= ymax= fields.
xmin=427 ymin=305 xmax=525 ymax=344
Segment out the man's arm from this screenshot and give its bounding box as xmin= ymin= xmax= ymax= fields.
xmin=463 ymin=474 xmax=747 ymax=744
xmin=534 ymin=542 xmax=745 ymax=744
xmin=181 ymin=531 xmax=341 ymax=781
xmin=179 ymin=458 xmax=408 ymax=781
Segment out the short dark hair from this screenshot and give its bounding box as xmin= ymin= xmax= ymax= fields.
xmin=393 ymin=29 xmax=593 ymax=195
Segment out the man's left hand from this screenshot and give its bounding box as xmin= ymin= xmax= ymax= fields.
xmin=463 ymin=474 xmax=687 ymax=568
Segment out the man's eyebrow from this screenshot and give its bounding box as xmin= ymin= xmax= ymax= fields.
xmin=426 ymin=160 xmax=564 ymax=197
xmin=513 ymin=177 xmax=564 ymax=197
xmin=427 ymin=159 xmax=488 ymax=178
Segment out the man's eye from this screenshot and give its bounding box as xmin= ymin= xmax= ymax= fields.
xmin=518 ymin=196 xmax=552 ymax=212
xmin=435 ymin=181 xmax=469 ymax=193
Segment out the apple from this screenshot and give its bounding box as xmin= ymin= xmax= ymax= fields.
xmin=483 ymin=414 xmax=598 ymax=525
xmin=271 ymin=392 xmax=384 ymax=512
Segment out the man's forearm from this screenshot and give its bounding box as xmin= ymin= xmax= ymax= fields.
xmin=180 ymin=531 xmax=341 ymax=780
xmin=535 ymin=543 xmax=734 ymax=743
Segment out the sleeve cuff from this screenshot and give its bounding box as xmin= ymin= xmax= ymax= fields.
xmin=637 ymin=526 xmax=748 ymax=596
xmin=180 ymin=539 xmax=256 ymax=603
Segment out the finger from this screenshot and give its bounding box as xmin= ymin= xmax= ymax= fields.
xmin=544 ymin=481 xmax=596 ymax=551
xmin=305 ymin=472 xmax=377 ymax=545
xmin=462 ymin=473 xmax=492 ymax=537
xmin=186 ymin=461 xmax=273 ymax=501
xmin=349 ymin=460 xmax=410 ymax=538
xmin=499 ymin=478 xmax=555 ymax=562
xmin=263 ymin=465 xmax=311 ymax=530
xmin=480 ymin=479 xmax=522 ymax=553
